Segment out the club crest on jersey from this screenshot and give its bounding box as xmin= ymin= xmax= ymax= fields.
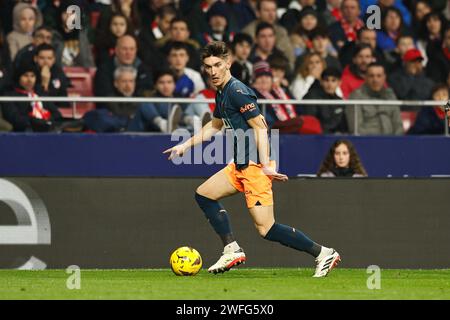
xmin=240 ymin=103 xmax=256 ymax=114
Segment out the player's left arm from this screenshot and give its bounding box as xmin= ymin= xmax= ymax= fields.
xmin=247 ymin=115 xmax=288 ymax=181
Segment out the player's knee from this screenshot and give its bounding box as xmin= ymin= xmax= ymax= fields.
xmin=255 ymin=224 xmax=272 ymax=238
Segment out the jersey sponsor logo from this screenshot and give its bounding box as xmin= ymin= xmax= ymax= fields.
xmin=240 ymin=103 xmax=256 ymax=114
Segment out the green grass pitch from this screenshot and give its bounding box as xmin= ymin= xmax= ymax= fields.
xmin=0 ymin=268 xmax=449 ymax=300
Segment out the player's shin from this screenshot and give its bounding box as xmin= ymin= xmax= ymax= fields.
xmin=194 ymin=192 xmax=236 ymax=247
xmin=264 ymin=223 xmax=322 ymax=257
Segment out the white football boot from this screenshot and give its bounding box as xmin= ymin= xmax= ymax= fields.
xmin=313 ymin=249 xmax=341 ymax=278
xmin=208 ymin=249 xmax=246 ymax=274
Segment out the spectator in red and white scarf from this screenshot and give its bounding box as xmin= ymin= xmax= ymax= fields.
xmin=251 ymin=60 xmax=299 ymax=128
xmin=1 ymin=62 xmax=61 ymax=132
xmin=328 ymin=0 xmax=364 ymax=50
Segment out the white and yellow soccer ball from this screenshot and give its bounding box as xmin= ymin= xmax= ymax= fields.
xmin=170 ymin=246 xmax=202 ymax=276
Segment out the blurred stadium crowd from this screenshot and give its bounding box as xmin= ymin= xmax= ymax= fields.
xmin=0 ymin=0 xmax=449 ymax=135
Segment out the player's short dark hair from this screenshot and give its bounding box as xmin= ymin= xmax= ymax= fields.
xmin=255 ymin=22 xmax=275 ymax=37
xmin=34 ymin=43 xmax=56 ymax=56
xmin=201 ymin=41 xmax=231 ymax=61
xmin=321 ymin=67 xmax=342 ymax=79
xmin=231 ymin=33 xmax=253 ymax=51
xmin=153 ymin=68 xmax=176 ymax=83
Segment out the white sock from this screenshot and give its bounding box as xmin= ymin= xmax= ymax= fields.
xmin=316 ymin=246 xmax=334 ymax=261
xmin=224 ymin=241 xmax=240 ymax=253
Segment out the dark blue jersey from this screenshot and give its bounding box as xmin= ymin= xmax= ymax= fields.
xmin=214 ymin=76 xmax=268 ymax=169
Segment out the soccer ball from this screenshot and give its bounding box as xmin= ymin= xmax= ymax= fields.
xmin=170 ymin=246 xmax=202 ymax=276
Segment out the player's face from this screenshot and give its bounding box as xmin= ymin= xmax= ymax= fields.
xmin=203 ymin=56 xmax=231 ymax=89
xmin=334 ymin=143 xmax=350 ymax=168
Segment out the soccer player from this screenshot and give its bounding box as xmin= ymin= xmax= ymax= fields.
xmin=163 ymin=41 xmax=340 ymax=277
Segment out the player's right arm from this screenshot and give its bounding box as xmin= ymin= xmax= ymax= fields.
xmin=163 ymin=117 xmax=223 ymax=160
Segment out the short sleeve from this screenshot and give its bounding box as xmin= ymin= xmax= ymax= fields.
xmin=230 ymin=87 xmax=261 ymax=121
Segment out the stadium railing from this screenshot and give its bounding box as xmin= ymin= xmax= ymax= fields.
xmin=0 ymin=96 xmax=448 ymax=136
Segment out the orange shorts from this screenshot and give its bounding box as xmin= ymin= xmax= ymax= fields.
xmin=224 ymin=160 xmax=276 ymax=208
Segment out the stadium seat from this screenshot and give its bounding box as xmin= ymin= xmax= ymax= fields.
xmin=401 ymin=111 xmax=418 ymax=132
xmin=61 ymin=67 xmax=97 ymax=119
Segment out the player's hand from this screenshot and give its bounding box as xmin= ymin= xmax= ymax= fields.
xmin=163 ymin=144 xmax=186 ymax=160
xmin=262 ymin=165 xmax=288 ymax=182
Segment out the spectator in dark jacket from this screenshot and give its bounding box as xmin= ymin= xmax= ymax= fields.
xmin=33 ymin=44 xmax=71 ymax=108
xmin=14 ymin=26 xmax=56 ymax=72
xmin=85 ymin=66 xmax=139 ymax=132
xmin=2 ymin=62 xmax=61 ymax=132
xmin=408 ymin=83 xmax=450 ymax=135
xmin=303 ymin=67 xmax=348 ymax=133
xmin=94 ymin=35 xmax=153 ymax=97
xmin=388 ymin=48 xmax=434 ymax=110
xmin=230 ymin=33 xmax=253 ymax=86
xmin=426 ymin=27 xmax=450 ymax=84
